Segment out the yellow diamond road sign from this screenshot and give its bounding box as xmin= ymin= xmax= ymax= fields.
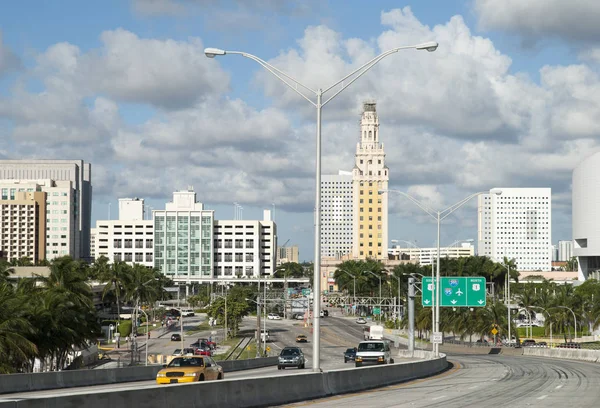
xmin=491 ymin=328 xmax=498 ymax=335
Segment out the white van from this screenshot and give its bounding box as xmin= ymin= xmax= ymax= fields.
xmin=181 ymin=309 xmax=195 ymax=317
xmin=260 ymin=330 xmax=270 ymax=342
xmin=355 ymin=340 xmax=393 ymax=367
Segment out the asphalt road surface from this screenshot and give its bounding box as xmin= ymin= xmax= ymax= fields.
xmin=281 ymin=353 xmax=600 ymax=408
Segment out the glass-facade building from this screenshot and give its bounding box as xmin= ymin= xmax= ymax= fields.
xmin=153 ymin=190 xmax=214 ymax=277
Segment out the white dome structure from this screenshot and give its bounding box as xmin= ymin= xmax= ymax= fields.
xmin=572 ymin=151 xmax=600 ymax=281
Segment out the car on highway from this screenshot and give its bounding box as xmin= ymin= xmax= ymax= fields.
xmin=356 ymin=317 xmax=367 ymax=324
xmin=268 ymin=313 xmax=282 ymax=320
xmin=556 ymin=342 xmax=581 ymax=349
xmin=319 ymin=310 xmax=329 ymax=317
xmin=294 ymin=313 xmax=305 ymax=320
xmin=296 ymin=334 xmax=308 ymax=343
xmin=194 ymin=347 xmax=212 ymax=356
xmin=156 ymin=356 xmax=223 ymax=384
xmin=521 ymin=339 xmax=536 ymax=347
xmin=191 ymin=338 xmax=216 ymax=350
xmin=171 ymin=333 xmax=182 ymax=342
xmin=344 ymin=347 xmax=357 ymax=363
xmin=278 ymin=347 xmax=305 ymax=370
xmin=181 ymin=308 xmax=195 ymax=317
xmin=355 ymin=340 xmax=393 ymax=367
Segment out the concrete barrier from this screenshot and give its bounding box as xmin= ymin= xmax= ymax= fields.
xmin=0 ymin=355 xmax=448 ymax=408
xmin=524 ymin=347 xmax=600 ymax=363
xmin=0 ymin=358 xmax=277 ymax=395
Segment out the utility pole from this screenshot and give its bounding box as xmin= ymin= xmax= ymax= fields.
xmin=408 ymin=276 xmax=415 ymax=357
xmin=256 ymin=294 xmax=261 ymax=358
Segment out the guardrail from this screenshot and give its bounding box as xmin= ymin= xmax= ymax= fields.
xmin=523 ymin=347 xmax=600 ymax=363
xmin=0 ymin=354 xmax=448 ymax=408
xmin=0 ymin=357 xmax=278 ymax=395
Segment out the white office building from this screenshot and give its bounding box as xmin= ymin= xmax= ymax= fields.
xmin=153 ymin=190 xmax=214 ymax=278
xmin=213 ymin=210 xmax=277 ymax=278
xmin=478 ymin=188 xmax=552 ymax=271
xmin=90 ymin=228 xmax=97 ymax=260
xmin=558 ymin=240 xmax=573 ymax=262
xmin=388 ymin=243 xmax=475 ymax=266
xmin=0 ymin=160 xmax=92 ymax=260
xmin=572 ymin=151 xmax=600 ymax=281
xmin=0 ymin=179 xmax=75 ymax=260
xmin=94 ymin=198 xmax=153 ymax=267
xmin=321 ymin=171 xmax=353 ymax=259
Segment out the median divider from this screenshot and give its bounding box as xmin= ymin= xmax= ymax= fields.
xmin=0 ymin=355 xmax=448 ymax=408
xmin=523 ymin=347 xmax=600 ymax=363
xmin=0 ymin=358 xmax=278 ymax=395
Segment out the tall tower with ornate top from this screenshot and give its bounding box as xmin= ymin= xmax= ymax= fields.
xmin=352 ymin=101 xmax=388 ymax=260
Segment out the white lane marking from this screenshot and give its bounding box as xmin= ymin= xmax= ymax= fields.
xmin=468 ymin=386 xmax=478 ymax=390
xmin=537 ymin=395 xmax=548 ymax=400
xmin=555 ymin=385 xmax=563 ymax=390
xmin=432 ymin=396 xmax=446 ymax=401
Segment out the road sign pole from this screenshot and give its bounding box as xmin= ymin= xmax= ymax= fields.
xmin=408 ymin=276 xmax=415 ymax=357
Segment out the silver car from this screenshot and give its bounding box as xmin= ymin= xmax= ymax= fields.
xmin=278 ymin=347 xmax=305 ymax=370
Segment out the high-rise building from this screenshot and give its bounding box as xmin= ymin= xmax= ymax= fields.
xmin=321 ymin=171 xmax=353 ymax=258
xmin=0 ymin=191 xmax=47 ymax=263
xmin=213 ymin=210 xmax=277 ymax=278
xmin=352 ymin=102 xmax=389 ymax=260
xmin=0 ymin=179 xmax=75 ymax=260
xmin=558 ymin=240 xmax=573 ymax=262
xmin=551 ymin=244 xmax=558 ymax=262
xmin=153 ymin=189 xmax=214 ymax=278
xmin=90 ymin=228 xmax=97 ymax=260
xmin=277 ymin=244 xmax=299 ymax=266
xmin=478 ymin=188 xmax=552 ymax=271
xmin=94 ymin=198 xmax=153 ymax=267
xmin=572 ymin=151 xmax=600 ymax=281
xmin=0 ymin=160 xmax=92 ymax=260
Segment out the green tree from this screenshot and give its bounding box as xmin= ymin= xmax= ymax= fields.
xmin=99 ymin=260 xmax=131 ymax=323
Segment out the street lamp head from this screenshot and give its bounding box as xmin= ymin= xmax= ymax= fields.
xmin=204 ymin=47 xmax=226 ymax=58
xmin=378 ymin=190 xmax=387 ymax=194
xmin=415 ymin=41 xmax=439 ymax=52
xmin=490 ymin=188 xmax=503 ymax=196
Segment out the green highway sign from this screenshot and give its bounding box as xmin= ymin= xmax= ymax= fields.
xmin=421 ymin=277 xmax=486 ymax=307
xmin=373 ymin=307 xmax=381 ymax=315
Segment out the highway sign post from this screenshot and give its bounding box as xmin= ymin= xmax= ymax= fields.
xmin=422 ymin=277 xmax=486 ymax=307
xmin=432 ymin=332 xmax=443 ymax=344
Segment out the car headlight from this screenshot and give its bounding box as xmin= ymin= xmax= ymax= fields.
xmin=185 ymin=372 xmax=198 ymax=377
xmin=157 ymin=373 xmax=166 ymax=377
xmin=355 ymin=357 xmax=362 ymax=362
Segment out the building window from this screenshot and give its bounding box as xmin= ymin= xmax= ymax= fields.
xmin=235 ymin=239 xmax=243 ymax=248
xmin=224 ymin=266 xmax=233 ymax=276
xmin=246 ymin=253 xmax=254 ymax=262
xmin=146 ymin=253 xmax=153 ymax=262
xmin=135 ymin=253 xmax=143 ymax=262
xmin=235 ymin=253 xmax=243 ymax=262
xmin=114 ymin=253 xmax=122 ymax=262
xmin=246 ymin=239 xmax=254 ymax=249
xmin=135 ymin=239 xmax=143 ymax=248
xmin=245 ymin=266 xmax=254 ymax=276
xmin=224 ymin=254 xmax=232 ymax=262
xmin=146 ymin=239 xmax=153 ymax=249
xmin=114 ymin=239 xmax=122 ymax=248
xmin=124 ymin=239 xmax=132 ymax=249
xmin=225 ymin=240 xmax=232 ymax=249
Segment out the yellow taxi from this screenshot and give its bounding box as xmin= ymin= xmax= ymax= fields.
xmin=296 ymin=334 xmax=308 ymax=343
xmin=156 ymin=355 xmax=224 ymax=384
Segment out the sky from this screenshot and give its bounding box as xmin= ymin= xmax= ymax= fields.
xmin=1 ymin=0 xmax=599 ymax=262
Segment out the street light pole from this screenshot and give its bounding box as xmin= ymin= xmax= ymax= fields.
xmin=339 ymin=270 xmax=356 ymax=315
xmin=365 ymin=271 xmax=382 ymax=322
xmin=380 ymin=188 xmax=503 ymax=357
xmin=206 ymin=41 xmax=438 ymax=371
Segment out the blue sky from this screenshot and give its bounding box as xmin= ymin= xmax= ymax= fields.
xmin=1 ymin=0 xmax=599 ymax=261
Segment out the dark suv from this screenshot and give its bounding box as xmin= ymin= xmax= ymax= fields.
xmin=278 ymin=347 xmax=305 ymax=370
xmin=344 ymin=348 xmax=357 ymax=363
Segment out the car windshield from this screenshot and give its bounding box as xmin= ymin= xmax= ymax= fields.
xmin=281 ymin=349 xmax=300 ymax=356
xmin=358 ymin=342 xmax=384 ymax=351
xmin=168 ymin=357 xmax=204 ymax=367
xmin=346 ymin=348 xmax=356 ymax=353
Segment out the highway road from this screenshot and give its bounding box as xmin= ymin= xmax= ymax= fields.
xmin=281 ymin=353 xmax=600 ymax=408
xmin=0 ymin=314 xmax=380 ymax=401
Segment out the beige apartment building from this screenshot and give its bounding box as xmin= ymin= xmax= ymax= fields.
xmin=0 ymin=191 xmax=47 ymax=262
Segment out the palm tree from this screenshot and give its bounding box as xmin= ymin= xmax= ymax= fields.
xmin=0 ymin=282 xmax=37 ymax=373
xmin=99 ymin=261 xmax=131 ymax=323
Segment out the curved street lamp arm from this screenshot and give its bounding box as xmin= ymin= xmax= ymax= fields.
xmin=228 ymin=51 xmax=318 ymax=107
xmin=439 ymin=191 xmax=488 ymax=221
xmin=322 ymin=45 xmax=415 ymax=95
xmin=383 ymin=189 xmax=438 ymax=220
xmin=322 ymin=47 xmax=413 ymax=107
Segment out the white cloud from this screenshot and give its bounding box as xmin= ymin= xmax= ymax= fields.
xmin=474 ymin=0 xmax=600 ymax=42
xmin=1 ymin=7 xmax=600 ymax=243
